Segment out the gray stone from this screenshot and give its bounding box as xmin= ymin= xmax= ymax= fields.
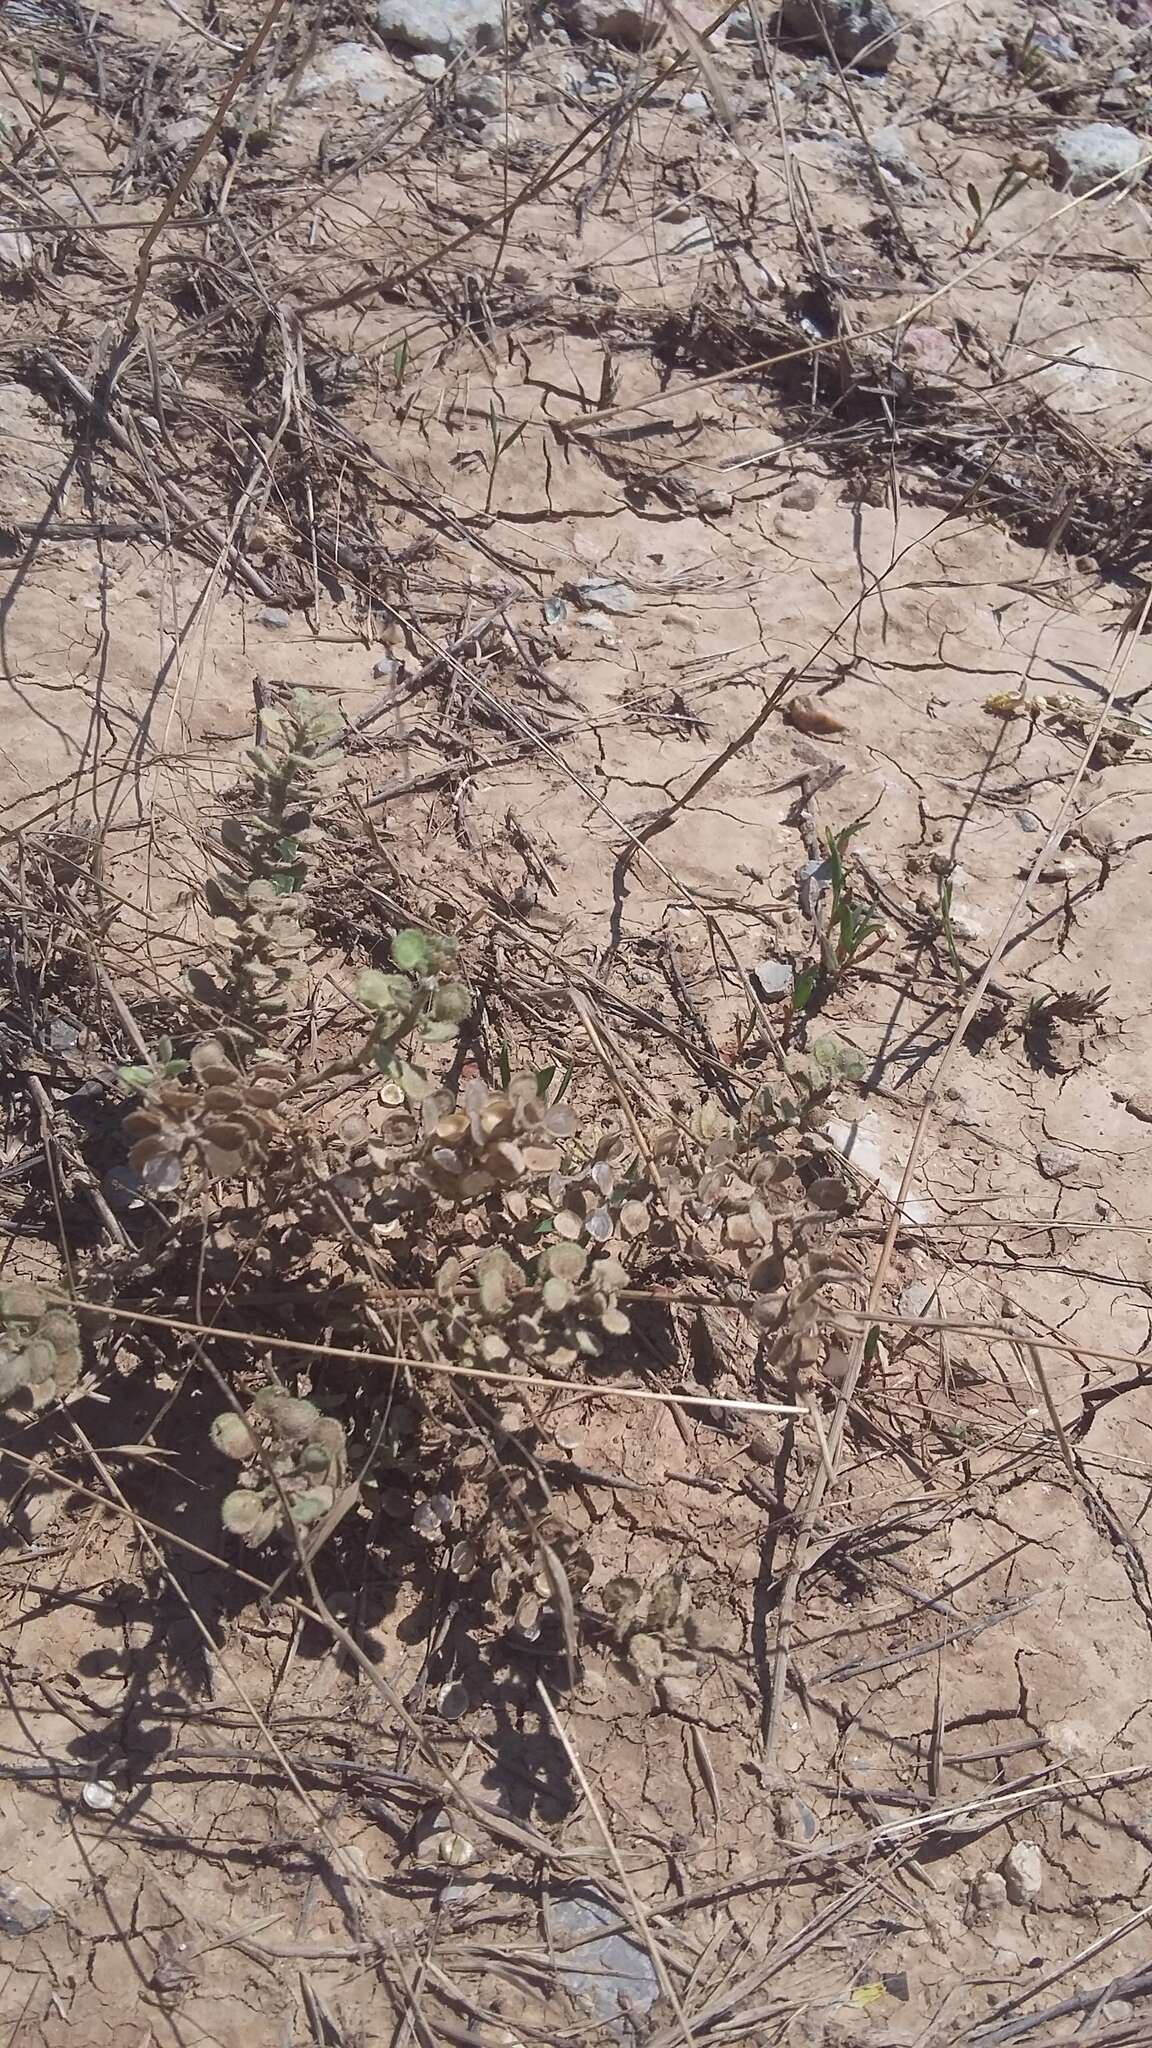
xmin=160 ymin=113 xmax=213 ymax=150
xmin=751 ymin=957 xmax=794 ymax=1001
xmin=697 ymin=487 xmax=733 ymax=514
xmin=559 ymin=0 xmax=663 ymax=47
xmin=256 ymin=606 xmax=292 ymax=629
xmin=460 ymin=76 xmax=505 ymax=115
xmin=575 ymin=576 xmax=635 ymax=613
xmin=1002 ymin=1840 xmax=1044 ymax=1904
xmin=1049 ymin=122 xmax=1146 ymax=195
xmin=781 ymin=0 xmax=902 ymax=69
xmin=376 ymin=0 xmax=505 ymax=57
xmin=477 ymin=114 xmax=524 ymax=149
xmin=1031 ymin=26 xmax=1076 ymax=60
xmin=725 ymin=4 xmax=758 ymax=36
xmin=680 ymin=88 xmax=709 ymax=111
xmin=866 ymin=123 xmax=921 ymax=182
xmin=782 ymin=478 xmax=819 ymax=510
xmin=549 ymin=1886 xmax=660 ymax=2036
xmin=411 ymin=51 xmax=448 ymax=77
xmin=299 ymin=41 xmax=409 ymax=105
xmin=0 ymin=1880 xmax=52 ymax=1936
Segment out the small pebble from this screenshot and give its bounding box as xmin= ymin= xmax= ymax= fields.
xmin=411 ymin=51 xmax=447 ymax=78
xmin=782 ymin=479 xmax=819 ymax=511
xmin=1002 ymin=1840 xmax=1044 ymax=1904
xmin=0 ymin=1880 xmax=53 ymax=1935
xmin=751 ymin=957 xmax=794 ymax=1001
xmin=697 ymin=487 xmax=733 ymax=515
xmin=255 ymin=606 xmax=292 ymax=629
xmin=82 ymin=1780 xmax=117 ymax=1813
xmin=679 ymin=89 xmax=709 ymax=111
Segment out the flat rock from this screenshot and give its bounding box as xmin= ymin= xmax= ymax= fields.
xmin=459 ymin=76 xmax=505 ymax=115
xmin=1049 ymin=122 xmax=1145 ymax=194
xmin=549 ymin=1886 xmax=660 ymax=2036
xmin=299 ymin=42 xmax=410 ymax=105
xmin=558 ymin=0 xmax=663 ymax=47
xmin=0 ymin=1880 xmax=52 ymax=1936
xmin=376 ymin=0 xmax=505 ymax=56
xmin=866 ymin=124 xmax=922 ymax=182
xmin=781 ymin=0 xmax=902 ymax=70
xmin=1002 ymin=1840 xmax=1044 ymax=1904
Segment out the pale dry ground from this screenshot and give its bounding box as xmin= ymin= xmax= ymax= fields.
xmin=0 ymin=0 xmax=1152 ymax=2043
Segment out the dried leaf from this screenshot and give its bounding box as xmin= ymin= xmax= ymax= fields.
xmin=785 ymin=693 xmax=848 ymax=738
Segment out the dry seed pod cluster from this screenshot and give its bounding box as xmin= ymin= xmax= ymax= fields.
xmin=124 ymin=1041 xmax=292 ymax=1194
xmin=212 ymin=1388 xmax=346 ymax=1548
xmin=415 ymin=1076 xmax=578 ymax=1198
xmin=433 ymin=1238 xmax=631 ymax=1372
xmin=657 ymin=1099 xmax=858 ymax=1381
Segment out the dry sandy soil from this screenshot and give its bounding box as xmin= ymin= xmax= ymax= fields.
xmin=2 ymin=0 xmax=1152 ymax=2041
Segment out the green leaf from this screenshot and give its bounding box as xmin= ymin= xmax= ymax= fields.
xmin=358 ymin=969 xmax=411 ymax=1013
xmin=791 ymin=965 xmax=819 ymax=1015
xmin=966 ymin=181 xmax=983 ymax=218
xmin=391 ymin=929 xmax=433 ymax=973
xmin=118 ymin=1065 xmax=156 ymax=1092
xmin=431 ymin=980 xmax=471 ymax=1023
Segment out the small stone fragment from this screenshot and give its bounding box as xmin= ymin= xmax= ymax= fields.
xmin=558 ymin=0 xmax=663 ymax=47
xmin=781 ymin=0 xmax=902 ymax=71
xmin=575 ymin=576 xmax=635 ymax=614
xmin=299 ymin=41 xmax=409 ymax=105
xmin=459 ymin=76 xmax=505 ymax=115
xmin=0 ymin=1880 xmax=52 ymax=1936
xmin=255 ymin=606 xmax=291 ymax=629
xmin=1036 ymin=1144 xmax=1102 ymax=1187
xmin=725 ymin=4 xmax=758 ymax=36
xmin=751 ymin=958 xmax=794 ymax=1001
xmin=680 ymin=89 xmax=709 ymax=111
xmin=1002 ymin=1840 xmax=1044 ymax=1905
xmin=781 ymin=478 xmax=819 ymax=511
xmin=1049 ymin=122 xmax=1145 ymax=196
xmin=865 ymin=124 xmax=921 ymax=182
xmin=161 ymin=113 xmax=213 ymax=150
xmin=377 ymin=0 xmax=505 ymax=56
xmin=412 ymin=51 xmax=447 ymax=78
xmin=696 ymin=487 xmax=733 ymax=515
xmin=478 ymin=114 xmax=524 ymax=149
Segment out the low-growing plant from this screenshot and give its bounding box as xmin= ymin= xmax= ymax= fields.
xmin=357 ymin=929 xmax=472 ymax=1098
xmin=188 ymin=689 xmax=342 ymax=1051
xmin=791 ymin=820 xmax=885 ymax=1019
xmin=212 ymin=1388 xmax=346 ymax=1548
xmin=0 ymin=1284 xmax=81 ymax=1408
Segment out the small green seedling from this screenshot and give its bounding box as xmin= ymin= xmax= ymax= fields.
xmin=962 ymin=165 xmax=1032 ymax=250
xmin=791 ymin=820 xmax=885 ymax=1019
xmin=358 ymin=928 xmax=471 ymax=1098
